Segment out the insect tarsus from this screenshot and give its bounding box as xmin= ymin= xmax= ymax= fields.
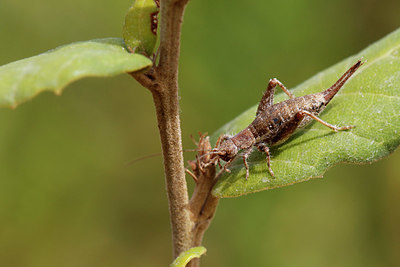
xmin=214 ymin=60 xmax=364 ymax=180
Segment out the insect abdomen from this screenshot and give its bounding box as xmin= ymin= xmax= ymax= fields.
xmin=249 ymin=100 xmax=304 ymax=145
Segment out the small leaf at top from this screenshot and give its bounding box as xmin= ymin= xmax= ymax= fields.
xmin=212 ymin=28 xmax=400 ymax=198
xmin=123 ymin=0 xmax=159 ymax=56
xmin=0 ymin=38 xmax=152 ymax=108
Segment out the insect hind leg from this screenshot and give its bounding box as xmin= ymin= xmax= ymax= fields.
xmin=299 ymin=110 xmax=355 ymax=132
xmin=256 ymin=78 xmax=295 ymax=116
xmin=270 ymin=78 xmax=295 ymax=99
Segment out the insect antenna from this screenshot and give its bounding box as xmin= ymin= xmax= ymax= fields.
xmin=125 ymin=152 xmax=164 ymax=166
xmin=125 ymin=148 xmax=216 ymax=166
xmin=194 ymin=149 xmax=221 ymax=161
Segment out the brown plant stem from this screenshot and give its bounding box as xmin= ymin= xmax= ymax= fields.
xmin=187 ymin=148 xmax=219 ymax=267
xmin=132 ymin=0 xmax=193 ymax=258
xmin=131 ymin=0 xmax=219 ymax=265
xmin=152 ymin=88 xmax=192 ymax=257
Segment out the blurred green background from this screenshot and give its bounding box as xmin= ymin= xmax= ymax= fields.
xmin=1 ymin=0 xmax=400 ymax=266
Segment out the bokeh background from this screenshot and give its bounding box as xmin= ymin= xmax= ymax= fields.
xmin=1 ymin=0 xmax=400 ymax=266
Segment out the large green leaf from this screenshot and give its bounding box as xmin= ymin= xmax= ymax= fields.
xmin=0 ymin=38 xmax=152 ymax=108
xmin=212 ymin=28 xmax=400 ymax=198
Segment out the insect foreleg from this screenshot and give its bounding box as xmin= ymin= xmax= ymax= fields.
xmin=299 ymin=110 xmax=355 ymax=132
xmin=256 ymin=143 xmax=275 ymax=178
xmin=222 ymin=157 xmax=235 ymax=173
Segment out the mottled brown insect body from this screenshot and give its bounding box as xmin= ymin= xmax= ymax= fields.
xmin=215 ymin=60 xmax=363 ymax=179
xmin=246 ymin=93 xmax=325 ymax=145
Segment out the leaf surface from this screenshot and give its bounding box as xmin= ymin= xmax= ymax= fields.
xmin=0 ymin=38 xmax=152 ymax=108
xmin=212 ymin=28 xmax=400 ymax=198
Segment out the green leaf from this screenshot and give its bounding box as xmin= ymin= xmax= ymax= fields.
xmin=212 ymin=28 xmax=400 ymax=198
xmin=0 ymin=38 xmax=152 ymax=108
xmin=170 ymin=246 xmax=207 ymax=267
xmin=123 ymin=0 xmax=159 ymax=56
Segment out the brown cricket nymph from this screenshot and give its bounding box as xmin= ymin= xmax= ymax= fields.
xmin=214 ymin=60 xmax=363 ymax=179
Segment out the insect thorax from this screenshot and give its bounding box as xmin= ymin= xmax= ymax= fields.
xmin=217 ymin=138 xmax=239 ymax=161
